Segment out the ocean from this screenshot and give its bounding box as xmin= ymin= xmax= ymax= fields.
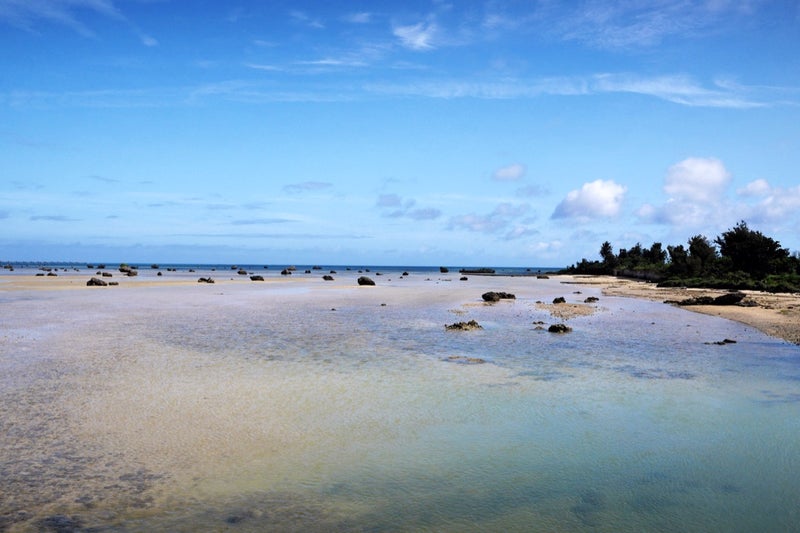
xmin=1 ymin=270 xmax=798 ymax=531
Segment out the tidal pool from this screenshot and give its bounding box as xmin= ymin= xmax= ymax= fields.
xmin=1 ymin=275 xmax=798 ymax=531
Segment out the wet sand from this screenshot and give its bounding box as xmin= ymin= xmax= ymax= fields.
xmin=564 ymin=275 xmax=800 ymax=345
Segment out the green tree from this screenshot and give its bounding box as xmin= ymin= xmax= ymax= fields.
xmin=687 ymin=235 xmax=717 ymax=276
xmin=715 ymin=221 xmax=790 ymax=278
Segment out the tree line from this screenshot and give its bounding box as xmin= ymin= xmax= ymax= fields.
xmin=564 ymin=221 xmax=800 ymax=293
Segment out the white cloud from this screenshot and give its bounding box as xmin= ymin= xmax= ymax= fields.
xmin=393 ymin=21 xmax=438 ymax=50
xmin=664 ymin=157 xmax=731 ymax=203
xmin=492 ymin=163 xmax=526 ymax=181
xmin=552 ymin=179 xmax=626 ymax=220
xmin=742 ymin=182 xmax=800 ymax=222
xmin=737 ymin=178 xmax=771 ymax=197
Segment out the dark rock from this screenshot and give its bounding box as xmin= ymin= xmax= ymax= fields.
xmin=304 ymin=270 xmax=311 ymax=274
xmin=537 ymin=275 xmax=550 ymax=279
xmin=198 ymin=277 xmax=215 ymax=284
xmin=109 ymin=281 xmax=119 ymax=286
xmin=98 ymin=264 xmax=106 ymax=269
xmin=584 ymin=296 xmax=599 ymax=303
xmin=675 ymin=292 xmax=746 ymax=306
xmin=39 ymin=514 xmax=83 ymax=532
xmin=87 ymin=277 xmax=108 ymax=286
xmin=460 ymin=276 xmax=468 ymax=281
xmin=708 ymin=338 xmax=738 ymax=345
xmin=312 ymin=265 xmax=322 ymax=270
xmin=443 ymin=355 xmax=486 ymax=364
xmin=250 ymin=275 xmax=264 ymax=281
xmin=322 ymin=275 xmax=334 ymax=281
xmin=357 ymin=276 xmax=375 ymax=286
xmin=445 ymin=320 xmax=482 ymax=331
xmin=237 ymin=269 xmax=248 ymax=275
xmin=126 ymin=270 xmax=138 ymax=277
xmin=482 ymin=291 xmax=516 ymax=302
xmin=330 ymin=270 xmax=337 ymax=274
xmin=440 ymin=267 xmax=449 ymax=273
xmin=402 ymin=271 xmax=409 ymax=276
xmin=548 ymin=323 xmax=572 ymax=333
xmin=47 ymin=272 xmax=58 ymax=276
xmin=552 ymin=296 xmax=566 ymax=304
xmin=157 ymin=271 xmax=162 ymax=276
xmin=150 ymin=264 xmax=159 ymax=269
xmin=281 ymin=269 xmax=292 ymax=276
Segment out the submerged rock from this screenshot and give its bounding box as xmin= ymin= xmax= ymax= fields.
xmin=443 ymin=355 xmax=486 ymax=364
xmin=445 ymin=320 xmax=482 ymax=331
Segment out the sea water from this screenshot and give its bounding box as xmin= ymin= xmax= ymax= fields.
xmin=1 ymin=273 xmax=798 ymax=532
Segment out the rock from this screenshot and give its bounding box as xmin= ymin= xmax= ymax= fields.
xmin=708 ymin=338 xmax=738 ymax=345
xmin=237 ymin=269 xmax=248 ymax=275
xmin=402 ymin=271 xmax=409 ymax=276
xmin=584 ymin=296 xmax=599 ymax=303
xmin=280 ymin=269 xmax=292 ymax=276
xmin=440 ymin=267 xmax=449 ymax=273
xmin=675 ymin=292 xmax=746 ymax=306
xmin=552 ymin=296 xmax=566 ymax=304
xmin=443 ymin=355 xmax=486 ymax=364
xmin=249 ymin=275 xmax=264 ymax=281
xmin=304 ymin=270 xmax=311 ymax=274
xmin=445 ymin=320 xmax=482 ymax=331
xmin=157 ymin=271 xmax=162 ymax=276
xmin=460 ymin=276 xmax=468 ymax=281
xmin=126 ymin=270 xmax=138 ymax=277
xmin=87 ymin=277 xmax=108 ymax=286
xmin=548 ymin=323 xmax=572 ymax=333
xmin=109 ymin=281 xmax=119 ymax=286
xmin=47 ymin=272 xmax=58 ymax=276
xmin=322 ymin=275 xmax=334 ymax=281
xmin=537 ymin=275 xmax=550 ymax=279
xmin=482 ymin=291 xmax=516 ymax=302
xmin=198 ymin=277 xmax=215 ymax=284
xmin=150 ymin=264 xmax=159 ymax=269
xmin=357 ymin=276 xmax=375 ymax=286
xmin=312 ymin=265 xmax=322 ymax=270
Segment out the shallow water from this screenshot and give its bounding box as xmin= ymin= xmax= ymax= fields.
xmin=1 ymin=274 xmax=799 ymax=531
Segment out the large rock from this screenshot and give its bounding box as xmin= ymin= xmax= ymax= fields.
xmin=249 ymin=275 xmax=264 ymax=281
xmin=357 ymin=276 xmax=375 ymax=286
xmin=86 ymin=277 xmax=108 ymax=286
xmin=482 ymin=291 xmax=516 ymax=302
xmin=548 ymin=323 xmax=572 ymax=333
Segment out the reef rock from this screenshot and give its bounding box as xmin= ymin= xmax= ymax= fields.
xmin=482 ymin=291 xmax=516 ymax=302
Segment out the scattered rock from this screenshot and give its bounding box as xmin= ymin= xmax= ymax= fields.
xmin=482 ymin=291 xmax=516 ymax=302
xmin=460 ymin=276 xmax=468 ymax=281
xmin=280 ymin=269 xmax=292 ymax=276
xmin=198 ymin=277 xmax=215 ymax=284
xmin=537 ymin=275 xmax=550 ymax=279
xmin=47 ymin=272 xmax=58 ymax=277
xmin=440 ymin=267 xmax=449 ymax=273
xmin=553 ymin=296 xmax=566 ymax=304
xmin=445 ymin=320 xmax=482 ymax=331
xmin=126 ymin=270 xmax=138 ymax=277
xmin=357 ymin=276 xmax=375 ymax=286
xmin=322 ymin=275 xmax=334 ymax=281
xmin=87 ymin=277 xmax=108 ymax=286
xmin=548 ymin=323 xmax=573 ymax=333
xmin=584 ymin=296 xmax=599 ymax=303
xmin=237 ymin=269 xmax=248 ymax=275
xmin=250 ymin=275 xmax=264 ymax=281
xmin=157 ymin=271 xmax=163 ymax=276
xmin=150 ymin=264 xmax=159 ymax=269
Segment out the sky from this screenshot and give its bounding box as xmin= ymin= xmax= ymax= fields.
xmin=1 ymin=0 xmax=799 ymax=267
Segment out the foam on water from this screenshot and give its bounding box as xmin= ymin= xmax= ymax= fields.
xmin=1 ymin=276 xmax=799 ymax=531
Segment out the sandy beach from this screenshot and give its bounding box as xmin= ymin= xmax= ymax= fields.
xmin=563 ymin=275 xmax=800 ymax=345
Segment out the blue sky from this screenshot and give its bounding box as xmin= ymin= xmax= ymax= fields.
xmin=1 ymin=0 xmax=799 ymax=266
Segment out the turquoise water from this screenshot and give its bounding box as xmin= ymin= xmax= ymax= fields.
xmin=1 ymin=275 xmax=798 ymax=531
